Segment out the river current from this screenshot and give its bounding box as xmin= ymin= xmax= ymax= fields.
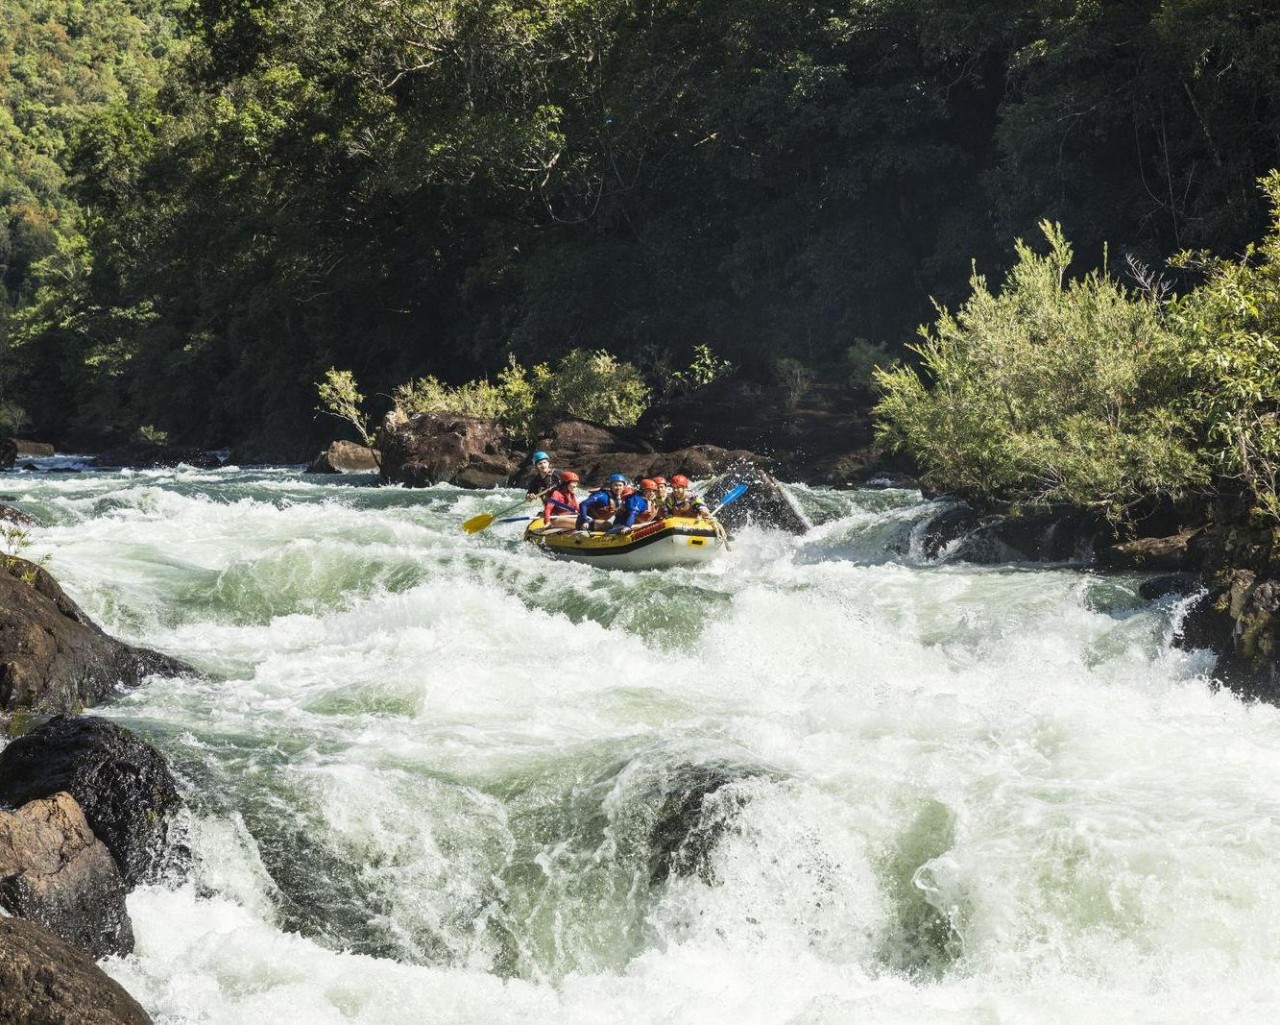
xmin=5 ymin=465 xmax=1280 ymax=1024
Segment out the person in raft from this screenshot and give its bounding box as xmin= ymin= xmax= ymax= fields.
xmin=609 ymin=478 xmax=659 ymax=534
xmin=524 ymin=451 xmax=562 ymax=501
xmin=576 ymin=473 xmax=629 ymax=532
xmin=542 ymin=471 xmax=580 ymax=528
xmin=667 ymin=474 xmax=710 ymax=519
xmin=652 ymin=476 xmax=670 ymax=513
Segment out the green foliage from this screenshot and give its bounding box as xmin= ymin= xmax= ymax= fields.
xmin=1171 ymin=172 xmax=1280 ymax=518
xmin=844 ymin=339 xmax=891 ymax=393
xmin=393 ymin=348 xmax=648 ymax=443
xmin=875 ymin=223 xmax=1205 ymax=514
xmin=133 ymin=423 xmax=168 ymax=446
xmin=317 ymin=367 xmax=374 ymax=448
xmin=669 ymin=344 xmax=736 ymax=395
xmin=772 ymin=357 xmax=812 ymax=412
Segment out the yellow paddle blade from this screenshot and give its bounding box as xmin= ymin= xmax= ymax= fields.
xmin=461 ymin=512 xmax=496 ymax=534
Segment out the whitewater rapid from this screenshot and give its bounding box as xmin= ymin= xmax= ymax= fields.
xmin=5 ymin=465 xmax=1280 ymax=1024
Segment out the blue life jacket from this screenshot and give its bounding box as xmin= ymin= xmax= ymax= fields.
xmin=576 ymin=489 xmax=615 ymax=529
xmin=612 ymin=493 xmax=649 ymax=528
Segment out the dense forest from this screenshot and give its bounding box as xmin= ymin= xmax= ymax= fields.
xmin=2 ymin=0 xmax=1279 ymax=453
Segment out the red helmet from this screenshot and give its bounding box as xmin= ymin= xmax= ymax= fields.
xmin=671 ymin=474 xmax=691 ymax=488
xmin=559 ymin=470 xmax=579 ymax=483
xmin=653 ymin=476 xmax=667 ymax=485
xmin=638 ymin=478 xmax=658 ymax=492
xmin=621 ymin=486 xmax=636 ymax=496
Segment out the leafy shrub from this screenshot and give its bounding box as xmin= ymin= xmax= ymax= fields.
xmin=844 ymin=339 xmax=890 ymax=392
xmin=874 ymin=222 xmax=1204 ymax=514
xmin=1170 ymin=172 xmax=1280 ymax=518
xmin=773 ymin=357 xmax=812 ymax=411
xmin=669 ymin=344 xmax=736 ymax=395
xmin=392 ymin=349 xmax=649 ymax=442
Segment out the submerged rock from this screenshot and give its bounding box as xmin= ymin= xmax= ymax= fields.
xmin=917 ymin=502 xmax=1103 ymax=563
xmin=646 ymin=763 xmax=763 ymax=885
xmin=0 ymin=917 xmax=152 ymax=1024
xmin=0 ymin=716 xmax=189 ymax=888
xmin=0 ymin=558 xmax=192 ymax=725
xmin=0 ymin=792 xmax=133 ymax=958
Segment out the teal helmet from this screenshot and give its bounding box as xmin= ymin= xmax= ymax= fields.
xmin=533 ymin=451 xmax=550 ymax=463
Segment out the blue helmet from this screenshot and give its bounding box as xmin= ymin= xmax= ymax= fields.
xmin=609 ymin=473 xmax=628 ymax=484
xmin=532 ymin=451 xmax=550 ymax=463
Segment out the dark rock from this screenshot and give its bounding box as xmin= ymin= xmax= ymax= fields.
xmin=0 ymin=559 xmax=192 ymax=724
xmin=378 ymin=411 xmax=518 ymax=488
xmin=532 ymin=417 xmax=655 ymax=464
xmin=0 ymin=438 xmax=15 ymax=471
xmin=1139 ymin=573 xmax=1203 ymax=600
xmin=0 ymin=716 xmax=188 ymax=888
xmin=703 ymin=466 xmax=814 ymax=534
xmin=94 ymin=444 xmax=222 ymax=470
xmin=14 ymin=441 xmax=56 ymax=457
xmin=569 ymin=445 xmax=762 ymax=489
xmin=0 ymin=917 xmax=152 ymax=1024
xmin=305 ymin=440 xmax=381 ymax=474
xmin=647 ymin=764 xmax=761 ymax=885
xmin=1097 ymin=528 xmax=1203 ymax=572
xmin=916 ymin=503 xmax=1103 ymax=564
xmin=0 ymin=792 xmax=133 ymax=958
xmin=0 ymin=504 xmax=37 ymax=527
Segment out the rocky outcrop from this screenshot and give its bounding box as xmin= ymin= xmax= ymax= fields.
xmin=910 ymin=502 xmax=1106 ymax=563
xmin=0 ymin=558 xmax=191 ymax=725
xmin=0 ymin=438 xmax=15 ymax=471
xmin=0 ymin=716 xmax=188 ymax=888
xmin=14 ymin=440 xmax=55 ymax=457
xmin=0 ymin=793 xmax=132 ymax=958
xmin=704 ymin=467 xmax=813 ymax=535
xmin=305 ymin=440 xmax=380 ymax=474
xmin=378 ymin=411 xmax=519 ymax=488
xmin=0 ymin=917 xmax=152 ymax=1024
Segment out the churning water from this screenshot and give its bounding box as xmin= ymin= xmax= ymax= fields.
xmin=5 ymin=465 xmax=1280 ymax=1024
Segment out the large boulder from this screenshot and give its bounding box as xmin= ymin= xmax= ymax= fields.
xmin=0 ymin=438 xmax=15 ymax=471
xmin=378 ymin=411 xmax=519 ymax=488
xmin=305 ymin=440 xmax=380 ymax=474
xmin=0 ymin=559 xmax=192 ymax=725
xmin=704 ymin=467 xmax=814 ymax=535
xmin=0 ymin=792 xmax=132 ymax=958
xmin=0 ymin=917 xmax=152 ymax=1024
xmin=14 ymin=440 xmax=56 ymax=457
xmin=0 ymin=716 xmax=188 ymax=888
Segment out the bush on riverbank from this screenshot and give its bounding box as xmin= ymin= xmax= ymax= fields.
xmin=876 ymin=176 xmax=1280 ymax=523
xmin=874 ymin=222 xmax=1203 ymax=516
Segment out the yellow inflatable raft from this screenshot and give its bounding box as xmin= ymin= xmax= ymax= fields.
xmin=524 ymin=516 xmax=726 ymax=570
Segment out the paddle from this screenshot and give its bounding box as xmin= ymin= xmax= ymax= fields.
xmin=462 ymin=487 xmax=553 ymax=535
xmin=709 ymin=483 xmax=748 ymax=518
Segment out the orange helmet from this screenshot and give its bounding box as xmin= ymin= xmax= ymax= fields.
xmin=638 ymin=478 xmax=658 ymax=492
xmin=621 ymin=486 xmax=636 ymax=496
xmin=653 ymin=476 xmax=667 ymax=485
xmin=559 ymin=470 xmax=579 ymax=483
xmin=671 ymin=474 xmax=691 ymax=488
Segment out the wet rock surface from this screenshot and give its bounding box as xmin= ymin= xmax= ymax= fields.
xmin=0 ymin=559 xmax=192 ymax=724
xmin=0 ymin=716 xmax=189 ymax=889
xmin=0 ymin=792 xmax=133 ymax=958
xmin=705 ymin=467 xmax=813 ymax=534
xmin=378 ymin=411 xmax=519 ymax=488
xmin=305 ymin=440 xmax=380 ymax=474
xmin=0 ymin=917 xmax=152 ymax=1024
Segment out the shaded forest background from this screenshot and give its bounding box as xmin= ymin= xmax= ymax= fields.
xmin=3 ymin=0 xmax=1279 ymax=453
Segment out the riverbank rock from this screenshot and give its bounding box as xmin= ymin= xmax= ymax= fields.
xmin=305 ymin=440 xmax=380 ymax=474
xmin=0 ymin=439 xmax=15 ymax=471
xmin=14 ymin=440 xmax=56 ymax=457
xmin=914 ymin=502 xmax=1105 ymax=563
xmin=378 ymin=411 xmax=519 ymax=488
xmin=0 ymin=558 xmax=192 ymax=726
xmin=0 ymin=792 xmax=133 ymax=958
xmin=1096 ymin=528 xmax=1204 ymax=571
xmin=0 ymin=917 xmax=152 ymax=1024
xmin=0 ymin=716 xmax=188 ymax=888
